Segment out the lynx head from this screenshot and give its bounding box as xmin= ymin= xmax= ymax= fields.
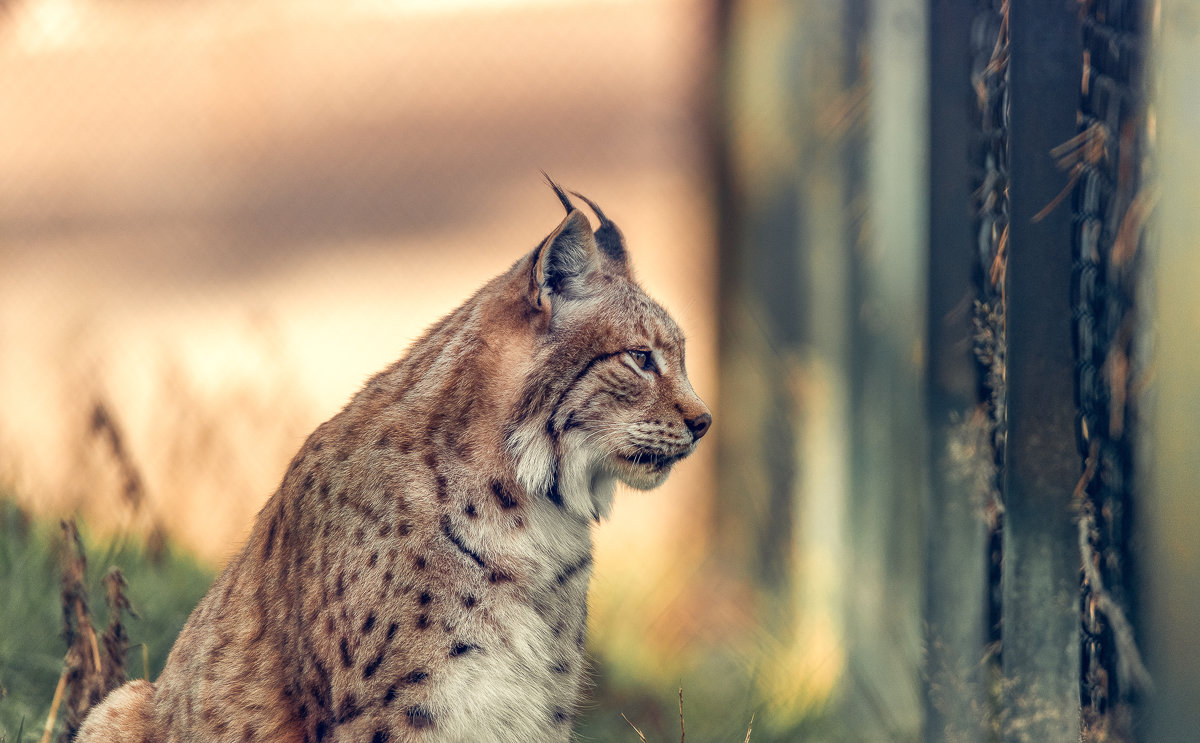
xmin=506 ymin=178 xmax=711 ymax=522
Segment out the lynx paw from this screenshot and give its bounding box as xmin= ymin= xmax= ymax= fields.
xmin=75 ymin=679 xmax=155 ymax=743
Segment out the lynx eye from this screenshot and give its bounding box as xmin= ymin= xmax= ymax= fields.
xmin=627 ymin=349 xmax=656 ymax=372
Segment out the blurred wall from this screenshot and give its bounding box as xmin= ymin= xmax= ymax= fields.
xmin=0 ymin=2 xmax=747 ymax=733
xmin=0 ymin=0 xmax=717 ymax=570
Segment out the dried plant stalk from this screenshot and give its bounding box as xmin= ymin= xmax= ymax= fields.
xmin=57 ymin=520 xmax=105 ymax=743
xmin=621 ymin=713 xmax=650 ymax=743
xmin=101 ymin=568 xmax=134 ymax=693
xmin=678 ymin=687 xmax=686 ymax=743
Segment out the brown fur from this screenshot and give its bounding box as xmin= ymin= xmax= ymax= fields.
xmin=76 ymin=181 xmax=711 ymax=742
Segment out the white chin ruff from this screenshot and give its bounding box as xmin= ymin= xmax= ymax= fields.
xmin=509 ymin=422 xmax=617 ymax=521
xmin=556 ymin=430 xmax=617 ymax=521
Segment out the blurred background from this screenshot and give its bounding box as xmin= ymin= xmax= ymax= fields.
xmin=2 ymin=0 xmax=1198 ymax=741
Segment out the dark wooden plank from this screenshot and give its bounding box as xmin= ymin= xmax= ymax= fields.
xmin=1002 ymin=1 xmax=1083 ymax=739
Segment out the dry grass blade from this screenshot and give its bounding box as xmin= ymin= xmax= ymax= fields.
xmin=621 ymin=713 xmax=649 ymax=743
xmin=743 ymin=713 xmax=755 ymax=743
xmin=39 ymin=667 xmax=68 ymax=743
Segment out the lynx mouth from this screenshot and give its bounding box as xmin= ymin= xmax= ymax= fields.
xmin=620 ymin=447 xmax=689 ymax=471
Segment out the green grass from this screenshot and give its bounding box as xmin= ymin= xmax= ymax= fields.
xmin=0 ymin=495 xmax=837 ymax=742
xmin=0 ymin=497 xmax=212 ymax=742
xmin=573 ymin=659 xmax=846 ymax=743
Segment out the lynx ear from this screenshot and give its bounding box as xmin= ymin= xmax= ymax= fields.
xmin=570 ymin=190 xmax=627 ymax=264
xmin=534 ymin=209 xmax=600 ymax=301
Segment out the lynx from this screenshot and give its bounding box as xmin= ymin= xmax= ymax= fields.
xmin=76 ymin=179 xmax=711 ymax=743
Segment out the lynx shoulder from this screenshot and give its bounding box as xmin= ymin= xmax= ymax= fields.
xmin=76 ymin=179 xmax=711 ymax=743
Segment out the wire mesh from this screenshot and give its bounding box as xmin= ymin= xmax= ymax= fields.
xmin=969 ymin=0 xmax=1009 ymax=708
xmin=1070 ymin=0 xmax=1152 ymax=739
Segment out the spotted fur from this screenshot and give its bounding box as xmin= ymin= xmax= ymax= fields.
xmin=76 ymin=179 xmax=711 ymax=743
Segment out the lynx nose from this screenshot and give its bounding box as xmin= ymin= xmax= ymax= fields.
xmin=685 ymin=412 xmax=712 ymax=441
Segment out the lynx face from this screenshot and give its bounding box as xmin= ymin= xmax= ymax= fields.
xmin=509 ymin=184 xmax=711 ymax=521
xmin=551 ymin=295 xmax=709 ymax=492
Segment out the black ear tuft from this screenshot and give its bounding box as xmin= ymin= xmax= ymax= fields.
xmin=570 ymin=191 xmax=626 ymax=262
xmin=542 ymin=172 xmax=575 ymax=215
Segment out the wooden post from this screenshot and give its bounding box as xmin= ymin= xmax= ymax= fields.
xmin=1002 ymin=1 xmax=1083 ymax=739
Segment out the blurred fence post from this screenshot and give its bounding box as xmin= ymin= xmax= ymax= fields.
xmin=1002 ymin=0 xmax=1083 ymax=739
xmin=840 ymin=0 xmax=929 ymax=737
xmin=923 ymin=0 xmax=991 ymax=739
xmin=1141 ymin=1 xmax=1200 ymax=739
xmin=714 ymin=0 xmax=814 ymax=604
xmin=716 ymin=0 xmax=926 ymax=734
